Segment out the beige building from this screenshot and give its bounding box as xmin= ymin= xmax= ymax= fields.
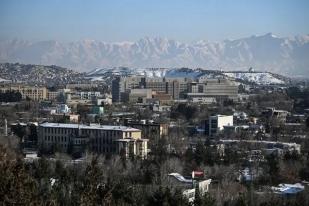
xmin=51 ymin=114 xmax=80 ymax=123
xmin=112 ymin=76 xmax=144 ymax=102
xmin=128 ymin=88 xmax=152 ymax=103
xmin=125 ymin=120 xmax=169 ymax=140
xmin=47 ymin=91 xmax=59 ymax=100
xmin=0 ymin=85 xmax=47 ymax=100
xmin=145 ymin=77 xmax=190 ymax=100
xmin=38 ymin=123 xmax=148 ymax=158
xmin=189 ymin=79 xmax=238 ymax=100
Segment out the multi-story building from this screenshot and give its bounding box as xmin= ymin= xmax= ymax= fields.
xmin=38 ymin=123 xmax=148 ymax=158
xmin=262 ymin=107 xmax=289 ymax=123
xmin=76 ymin=91 xmax=101 ymax=100
xmin=112 ymin=76 xmax=144 ymax=102
xmin=188 ymin=79 xmax=238 ymax=100
xmin=0 ymin=85 xmax=47 ymax=100
xmin=51 ymin=114 xmax=80 ymax=123
xmin=165 ymin=77 xmax=191 ymax=99
xmin=152 ymin=92 xmax=173 ymax=105
xmin=145 ymin=78 xmax=167 ymax=93
xmin=125 ymin=120 xmax=169 ymax=140
xmin=47 ymin=91 xmax=59 ymax=100
xmin=112 ymin=76 xmax=236 ymax=102
xmin=56 ymin=104 xmax=71 ymax=114
xmin=128 ymin=89 xmax=152 ymax=103
xmin=66 ymin=83 xmax=98 ymax=90
xmin=145 ymin=77 xmax=190 ymax=100
xmin=205 ymin=115 xmax=233 ymax=136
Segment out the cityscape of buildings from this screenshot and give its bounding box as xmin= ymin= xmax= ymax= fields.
xmin=0 ymin=64 xmax=308 ymax=205
xmin=1 ymin=1 xmax=309 ymax=205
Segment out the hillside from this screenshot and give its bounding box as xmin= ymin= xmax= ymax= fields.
xmin=86 ymin=67 xmax=289 ymax=85
xmin=0 ymin=63 xmax=85 ymax=86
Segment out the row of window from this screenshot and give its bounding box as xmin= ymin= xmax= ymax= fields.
xmin=92 ymin=137 xmax=113 ymax=144
xmin=43 ymin=127 xmax=126 ymax=137
xmin=44 ymin=135 xmax=69 ymax=142
xmin=44 ymin=135 xmax=115 ymax=145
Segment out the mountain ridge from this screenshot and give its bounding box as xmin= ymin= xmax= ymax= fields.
xmin=0 ymin=33 xmax=309 ymax=76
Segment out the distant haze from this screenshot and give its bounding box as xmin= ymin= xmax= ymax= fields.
xmin=0 ymin=33 xmax=309 ymax=76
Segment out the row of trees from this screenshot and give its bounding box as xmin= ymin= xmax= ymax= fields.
xmin=0 ymin=91 xmax=22 ymax=102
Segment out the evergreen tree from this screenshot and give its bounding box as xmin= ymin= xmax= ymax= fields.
xmin=195 ymin=141 xmax=206 ymax=166
xmin=0 ymin=145 xmax=39 ymax=205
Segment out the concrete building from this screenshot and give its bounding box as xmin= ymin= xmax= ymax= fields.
xmin=96 ymin=95 xmax=112 ymax=105
xmin=38 ymin=123 xmax=148 ymax=158
xmin=219 ymin=139 xmax=301 ymax=155
xmin=56 ymin=104 xmax=71 ymax=114
xmin=112 ymin=76 xmax=237 ymax=102
xmin=189 ymin=79 xmax=238 ymax=100
xmin=145 ymin=78 xmax=167 ymax=93
xmin=146 ymin=77 xmax=190 ymax=100
xmin=0 ymin=85 xmax=47 ymax=100
xmin=188 ymin=95 xmax=217 ymax=104
xmin=47 ymin=91 xmax=59 ymax=100
xmin=262 ymin=107 xmax=289 ymax=123
xmin=112 ymin=76 xmax=144 ymax=102
xmin=128 ymin=89 xmax=152 ymax=103
xmin=66 ymin=83 xmax=98 ymax=90
xmin=125 ymin=120 xmax=169 ymax=140
xmin=112 ymin=76 xmax=192 ymax=102
xmin=76 ymin=91 xmax=101 ymax=100
xmin=152 ymin=92 xmax=173 ymax=105
xmin=91 ymin=106 xmax=104 ymax=115
xmin=51 ymin=114 xmax=80 ymax=123
xmin=205 ymin=115 xmax=234 ymax=136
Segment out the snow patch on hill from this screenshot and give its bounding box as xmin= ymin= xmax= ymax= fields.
xmin=86 ymin=67 xmax=287 ymax=85
xmin=224 ymin=72 xmax=285 ymax=85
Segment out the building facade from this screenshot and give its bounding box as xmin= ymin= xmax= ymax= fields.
xmin=206 ymin=115 xmax=234 ymax=136
xmin=112 ymin=76 xmax=144 ymax=102
xmin=0 ymin=85 xmax=47 ymax=100
xmin=38 ymin=123 xmax=148 ymax=158
xmin=125 ymin=120 xmax=169 ymax=140
xmin=189 ymin=79 xmax=238 ymax=100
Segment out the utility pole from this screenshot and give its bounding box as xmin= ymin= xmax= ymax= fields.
xmin=4 ymin=118 xmax=7 ymax=136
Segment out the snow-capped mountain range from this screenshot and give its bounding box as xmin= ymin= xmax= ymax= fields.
xmin=0 ymin=33 xmax=309 ymax=76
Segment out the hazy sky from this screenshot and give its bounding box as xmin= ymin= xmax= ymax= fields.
xmin=0 ymin=0 xmax=308 ymax=42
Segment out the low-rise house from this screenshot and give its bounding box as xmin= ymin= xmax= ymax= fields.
xmin=167 ymin=172 xmax=212 ymax=203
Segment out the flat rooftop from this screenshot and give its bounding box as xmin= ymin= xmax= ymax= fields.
xmin=39 ymin=122 xmax=140 ymax=132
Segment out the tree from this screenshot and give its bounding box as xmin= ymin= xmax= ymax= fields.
xmin=194 ymin=191 xmax=215 ymax=206
xmin=11 ymin=123 xmax=27 ymax=141
xmin=80 ymin=157 xmax=104 ymax=205
xmin=147 ymin=186 xmax=168 ymax=206
xmin=147 ymin=186 xmax=189 ymax=206
xmin=0 ymin=91 xmax=22 ymax=102
xmin=0 ymin=145 xmax=40 ymax=205
xmin=195 ymin=141 xmax=206 ymax=166
xmin=266 ymin=154 xmax=279 ymax=184
xmin=171 ymin=103 xmax=198 ymax=121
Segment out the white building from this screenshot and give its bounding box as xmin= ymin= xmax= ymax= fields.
xmin=207 ymin=115 xmax=233 ymax=136
xmin=77 ymin=91 xmax=101 ymax=100
xmin=56 ymin=104 xmax=71 ymax=114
